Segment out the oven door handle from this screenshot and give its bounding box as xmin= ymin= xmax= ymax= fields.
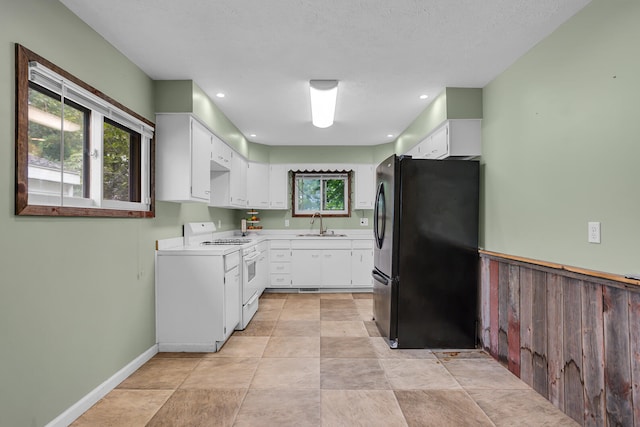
xmin=243 ymin=251 xmax=261 ymax=262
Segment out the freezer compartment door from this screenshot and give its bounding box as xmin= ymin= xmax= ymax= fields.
xmin=372 ymin=268 xmax=397 ymax=345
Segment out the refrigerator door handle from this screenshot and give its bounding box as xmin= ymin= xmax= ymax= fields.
xmin=372 ymin=269 xmax=389 ymax=286
xmin=373 ymin=182 xmax=385 ymax=249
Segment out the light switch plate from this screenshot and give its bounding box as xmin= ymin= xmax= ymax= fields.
xmin=588 ymin=221 xmax=600 ymax=243
xmin=285 ymin=219 xmax=290 ymax=227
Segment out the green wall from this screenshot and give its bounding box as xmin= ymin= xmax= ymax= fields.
xmin=0 ymin=1 xmax=240 ymax=425
xmin=481 ymin=0 xmax=640 ymax=275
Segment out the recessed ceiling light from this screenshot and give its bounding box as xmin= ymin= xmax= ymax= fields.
xmin=250 ymin=134 xmax=256 ymax=138
xmin=387 ymin=134 xmax=394 ymax=138
xmin=216 ymin=92 xmax=225 ymax=98
xmin=419 ymin=94 xmax=428 ymax=100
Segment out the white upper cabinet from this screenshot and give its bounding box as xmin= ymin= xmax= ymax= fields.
xmin=354 ymin=164 xmax=375 ymax=209
xmin=405 ymin=119 xmax=481 ymax=160
xmin=211 ymin=134 xmax=231 ymax=171
xmin=156 ymin=114 xmax=212 ymax=202
xmin=269 ymin=164 xmax=289 ymax=210
xmin=230 ymin=152 xmax=247 ymax=207
xmin=211 ymin=151 xmax=248 ymax=208
xmin=247 ymin=162 xmax=270 ymax=209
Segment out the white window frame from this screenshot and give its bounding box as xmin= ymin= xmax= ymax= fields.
xmin=26 ymin=61 xmax=153 ymax=212
xmin=292 ymin=172 xmax=351 ymax=217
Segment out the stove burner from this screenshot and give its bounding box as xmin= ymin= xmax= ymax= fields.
xmin=201 ymin=238 xmax=252 ymax=246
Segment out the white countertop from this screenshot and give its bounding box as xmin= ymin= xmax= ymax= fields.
xmin=156 ymin=229 xmax=373 ymax=255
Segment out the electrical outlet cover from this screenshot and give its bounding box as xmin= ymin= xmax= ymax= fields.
xmin=588 ymin=221 xmax=600 ymax=244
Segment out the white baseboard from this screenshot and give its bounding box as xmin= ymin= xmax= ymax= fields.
xmin=45 ymin=344 xmax=158 ymax=427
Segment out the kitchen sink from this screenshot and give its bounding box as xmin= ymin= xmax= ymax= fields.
xmin=296 ymin=233 xmax=348 ymax=237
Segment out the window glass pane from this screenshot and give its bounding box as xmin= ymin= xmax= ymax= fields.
xmin=296 ymin=177 xmax=321 ymax=211
xmin=27 ymin=84 xmax=87 ymax=203
xmin=103 ymin=119 xmax=141 ymax=202
xmin=323 ymin=178 xmax=345 ymax=210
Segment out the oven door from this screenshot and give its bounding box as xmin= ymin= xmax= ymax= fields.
xmin=242 ymin=251 xmax=261 ymax=304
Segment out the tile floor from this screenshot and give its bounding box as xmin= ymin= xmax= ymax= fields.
xmin=72 ymin=292 xmax=578 ymax=426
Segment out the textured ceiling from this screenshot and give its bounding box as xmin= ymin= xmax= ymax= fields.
xmin=60 ymin=0 xmax=591 ymax=146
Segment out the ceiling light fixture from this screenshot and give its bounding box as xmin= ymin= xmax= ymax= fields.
xmin=309 ymin=80 xmax=338 ymax=128
xmin=387 ymin=134 xmax=394 ymax=138
xmin=216 ymin=92 xmax=225 ymax=98
xmin=419 ymin=94 xmax=428 ymax=100
xmin=250 ymin=134 xmax=256 ymax=138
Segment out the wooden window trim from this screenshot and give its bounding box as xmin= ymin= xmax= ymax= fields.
xmin=15 ymin=44 xmax=155 ymax=218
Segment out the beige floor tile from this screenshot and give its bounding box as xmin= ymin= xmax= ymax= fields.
xmin=146 ymin=389 xmax=245 ymax=426
xmin=283 ymin=298 xmax=320 ymax=309
xmin=321 ymin=320 xmax=369 ymax=337
xmin=320 ymin=292 xmax=354 ymax=299
xmin=395 ymin=390 xmax=494 ymax=427
xmin=117 ymin=358 xmax=200 ymax=390
xmin=442 ymin=358 xmax=530 ymax=390
xmin=468 ymin=389 xmax=579 ymax=426
xmin=364 ymin=321 xmax=382 ymax=337
xmin=260 ymin=292 xmax=288 ymax=299
xmin=252 ymin=307 xmax=282 ymax=321
xmin=259 ymin=298 xmax=286 ymax=310
xmin=380 ymin=359 xmax=462 ymax=390
xmin=321 ymin=389 xmax=408 ymax=427
xmin=279 ymin=306 xmax=321 ymax=320
xmin=321 ymin=308 xmax=362 ymax=321
xmin=263 ymin=336 xmax=321 ymax=358
xmin=354 ymin=299 xmax=373 ymax=309
xmin=251 ymin=357 xmax=320 ymax=389
xmin=287 ymin=293 xmax=321 ymax=300
xmin=370 ymin=337 xmax=437 ymax=359
xmin=232 ymin=320 xmax=276 ymax=336
xmin=321 ymin=358 xmax=390 ymax=390
xmin=234 ymin=389 xmax=321 ymax=426
xmin=321 ymin=337 xmax=377 ymax=358
xmin=180 ymin=358 xmax=259 ymax=389
xmin=72 ymin=389 xmax=173 ymax=426
xmin=272 ymin=320 xmax=321 ymax=336
xmin=352 ymin=292 xmax=373 ymax=299
xmin=320 ymin=299 xmax=357 ymax=309
xmin=357 ymin=307 xmax=374 ymax=321
xmin=208 ymin=336 xmax=269 ymax=358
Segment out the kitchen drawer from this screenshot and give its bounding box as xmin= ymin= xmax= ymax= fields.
xmin=271 ymin=262 xmax=291 ymax=274
xmin=291 ymin=239 xmax=351 ymax=250
xmin=270 ymin=240 xmax=291 ymax=250
xmin=270 ymin=249 xmax=291 ymax=262
xmin=352 ymin=239 xmax=374 ymax=249
xmin=270 ymin=274 xmax=291 ymax=287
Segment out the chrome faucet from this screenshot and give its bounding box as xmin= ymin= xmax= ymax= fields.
xmin=310 ymin=212 xmax=325 ymax=235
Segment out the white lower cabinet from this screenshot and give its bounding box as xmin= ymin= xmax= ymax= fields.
xmin=291 ymin=250 xmax=323 ymax=287
xmin=269 ymin=240 xmax=292 ymax=287
xmin=156 ymin=251 xmax=240 ymax=352
xmin=320 ymin=250 xmax=352 ymax=287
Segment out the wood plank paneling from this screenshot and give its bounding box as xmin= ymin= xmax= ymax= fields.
xmin=498 ymin=262 xmax=509 ymax=365
xmin=582 ymin=280 xmax=605 ymax=427
xmin=532 ymin=270 xmax=548 ymax=398
xmin=489 ymin=260 xmax=499 ymax=358
xmin=547 ymin=273 xmax=564 ymax=411
xmin=520 ymin=268 xmax=533 ymax=387
xmin=562 ymin=277 xmax=584 ymax=423
xmin=480 ymin=257 xmax=491 ymax=351
xmin=629 ymin=291 xmax=640 ymax=426
xmin=480 ymin=252 xmax=640 ymax=426
xmin=508 ymin=264 xmax=521 ymax=376
xmin=603 ymin=285 xmax=633 ymax=426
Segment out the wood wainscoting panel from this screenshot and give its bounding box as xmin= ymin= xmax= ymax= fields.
xmin=479 ymin=251 xmax=640 ymax=426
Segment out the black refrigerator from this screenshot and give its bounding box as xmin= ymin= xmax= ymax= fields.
xmin=372 ymin=154 xmax=479 ymax=349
